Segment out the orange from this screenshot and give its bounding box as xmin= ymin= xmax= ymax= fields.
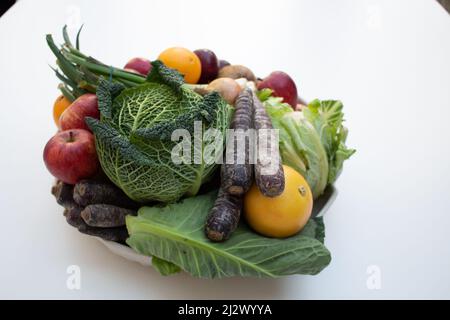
xmin=244 ymin=165 xmax=313 ymax=238
xmin=53 ymin=95 xmax=72 ymax=127
xmin=158 ymin=47 xmax=202 ymax=84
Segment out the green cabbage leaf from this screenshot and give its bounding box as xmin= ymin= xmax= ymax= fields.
xmin=126 ymin=191 xmax=331 ymax=278
xmin=86 ymin=61 xmax=233 ymax=203
xmin=151 ymin=256 xmax=181 ymax=276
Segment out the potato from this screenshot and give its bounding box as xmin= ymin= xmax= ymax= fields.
xmin=218 ymin=65 xmax=256 ymax=82
xmin=206 ymin=78 xmax=242 ymax=105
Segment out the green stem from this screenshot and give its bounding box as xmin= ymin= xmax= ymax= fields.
xmin=62 ymin=25 xmax=73 ymax=48
xmin=116 ymin=78 xmax=139 ymax=87
xmin=50 ymin=65 xmax=78 ymax=89
xmin=58 ymin=83 xmax=76 ymax=102
xmin=64 ymin=44 xmax=89 ymax=59
xmin=64 ymin=52 xmax=146 ymax=84
xmin=75 ymin=24 xmax=83 ymax=50
xmin=47 ymin=34 xmax=83 ymax=83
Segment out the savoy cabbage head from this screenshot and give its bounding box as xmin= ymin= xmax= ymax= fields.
xmin=86 ymin=61 xmax=232 ymax=203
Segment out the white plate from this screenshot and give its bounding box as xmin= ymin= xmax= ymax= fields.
xmin=99 ymin=238 xmax=152 ymax=267
xmin=98 ymin=186 xmax=338 ymax=268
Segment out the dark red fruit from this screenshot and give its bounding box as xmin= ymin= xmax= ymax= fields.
xmin=124 ymin=57 xmax=152 ymax=76
xmin=257 ymin=71 xmax=298 ymax=108
xmin=43 ymin=129 xmax=99 ymax=184
xmin=194 ymin=49 xmax=219 ymax=84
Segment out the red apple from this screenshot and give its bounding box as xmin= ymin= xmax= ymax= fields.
xmin=257 ymin=71 xmax=298 ymax=108
xmin=60 ymin=93 xmax=99 ymax=132
xmin=43 ymin=129 xmax=99 ymax=184
xmin=124 ymin=68 xmax=140 ymax=74
xmin=124 ymin=57 xmax=152 ymax=76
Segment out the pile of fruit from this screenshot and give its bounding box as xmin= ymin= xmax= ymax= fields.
xmin=43 ymin=27 xmax=354 ymax=278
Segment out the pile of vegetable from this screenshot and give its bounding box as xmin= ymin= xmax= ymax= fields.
xmin=43 ymin=26 xmax=355 ymax=278
xmin=52 ymin=178 xmax=138 ymax=242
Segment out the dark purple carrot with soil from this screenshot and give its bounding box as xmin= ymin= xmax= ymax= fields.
xmin=63 ymin=203 xmax=85 ymax=228
xmin=64 ymin=204 xmax=129 ymax=242
xmin=52 ymin=180 xmax=74 ymax=207
xmin=73 ymin=180 xmax=139 ymax=208
xmin=205 ymin=188 xmax=244 ymax=242
xmin=81 ymin=204 xmax=136 ymax=227
xmin=221 ymin=88 xmax=254 ymax=196
xmin=77 ymin=224 xmax=129 ymax=243
xmin=252 ymin=91 xmax=285 ymax=197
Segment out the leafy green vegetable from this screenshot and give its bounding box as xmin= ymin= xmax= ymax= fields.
xmin=126 ymin=192 xmax=331 ymax=279
xmin=47 ymin=30 xmax=147 ymax=100
xmin=304 ymin=99 xmax=356 ymax=184
xmin=256 ymin=88 xmax=274 ymax=102
xmin=262 ymin=95 xmax=354 ymax=198
xmin=87 ymin=61 xmax=233 ymax=203
xmin=151 ymin=256 xmax=181 ymax=276
xmin=263 ymin=96 xmax=328 ymax=198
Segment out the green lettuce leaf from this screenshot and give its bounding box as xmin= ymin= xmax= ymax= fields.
xmin=126 ymin=192 xmax=331 ymax=279
xmin=151 ymin=256 xmax=181 ymax=276
xmin=264 ymin=97 xmax=329 ymax=199
xmin=303 ymin=99 xmax=356 ymax=184
xmin=263 ymin=95 xmax=355 ymax=197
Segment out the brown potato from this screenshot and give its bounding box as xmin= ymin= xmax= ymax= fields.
xmin=206 ymin=78 xmax=242 ymax=105
xmin=218 ymin=65 xmax=256 ymax=82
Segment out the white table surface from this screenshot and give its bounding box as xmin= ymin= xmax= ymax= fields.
xmin=0 ymin=0 xmax=449 ymax=299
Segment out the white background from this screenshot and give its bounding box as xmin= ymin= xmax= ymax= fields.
xmin=0 ymin=0 xmax=449 ymax=299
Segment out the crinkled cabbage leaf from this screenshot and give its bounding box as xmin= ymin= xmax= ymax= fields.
xmin=86 ymin=61 xmax=233 ymax=203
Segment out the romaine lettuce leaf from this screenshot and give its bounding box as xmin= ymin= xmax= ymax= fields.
xmin=262 ymin=94 xmax=355 ymax=197
xmin=263 ymin=96 xmax=329 ymax=198
xmin=304 ymin=99 xmax=356 ymax=184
